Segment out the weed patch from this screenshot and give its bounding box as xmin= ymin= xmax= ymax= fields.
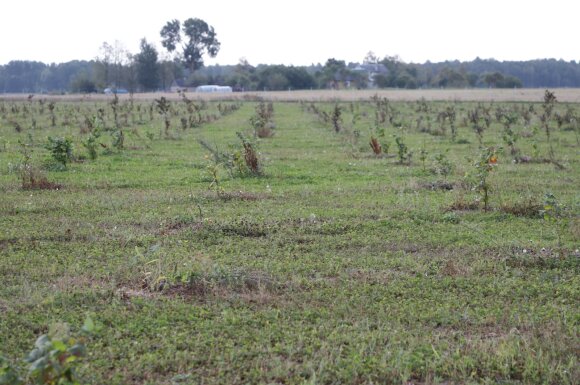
xmin=169 ymin=268 xmax=284 ymax=298
xmin=500 ymin=199 xmax=543 ymax=218
xmin=446 ymin=196 xmax=480 ymax=212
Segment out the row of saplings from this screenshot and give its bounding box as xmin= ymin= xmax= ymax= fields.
xmin=14 ymin=100 xmax=273 ymax=195
xmin=304 ymin=91 xmax=576 ymax=170
xmin=301 ymin=92 xmax=573 ymax=239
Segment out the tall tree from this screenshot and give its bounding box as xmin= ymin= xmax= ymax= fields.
xmin=135 ymin=38 xmax=159 ymax=91
xmin=94 ymin=41 xmax=128 ymax=89
xmin=160 ymin=18 xmax=220 ymax=73
xmin=318 ymin=58 xmax=348 ymax=89
xmin=125 ymin=53 xmax=138 ymax=94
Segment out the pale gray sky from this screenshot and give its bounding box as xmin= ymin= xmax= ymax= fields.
xmin=1 ymin=0 xmax=577 ymax=66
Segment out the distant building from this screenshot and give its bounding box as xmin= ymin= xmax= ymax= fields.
xmin=195 ymin=85 xmax=233 ymax=93
xmin=104 ymin=88 xmax=129 ymax=95
xmin=169 ymin=79 xmax=195 ymax=93
xmin=351 ymin=63 xmax=389 ymax=88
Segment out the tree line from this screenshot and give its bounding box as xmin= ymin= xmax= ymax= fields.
xmin=2 ymin=56 xmax=580 ymax=94
xmin=2 ymin=16 xmax=580 ymax=93
xmin=2 ymin=13 xmax=580 ymax=94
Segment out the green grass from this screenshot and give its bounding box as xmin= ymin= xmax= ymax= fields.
xmin=0 ymin=96 xmax=578 ymax=384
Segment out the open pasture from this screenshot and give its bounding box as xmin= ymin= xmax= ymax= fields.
xmin=0 ymin=91 xmax=578 ymax=384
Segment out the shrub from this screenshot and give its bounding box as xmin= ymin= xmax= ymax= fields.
xmin=0 ymin=316 xmax=95 ymax=385
xmin=45 ymin=136 xmax=73 ymax=168
xmin=369 ymin=136 xmax=382 ymax=156
xmin=155 ymin=97 xmax=171 ymax=138
xmin=331 ymin=104 xmax=342 ymax=132
xmin=432 ymin=151 xmax=453 ymax=179
xmin=250 ymin=102 xmax=275 ymax=138
xmin=469 ymin=146 xmax=501 ymax=211
xmin=18 ymin=141 xmax=60 ymax=190
xmin=395 ymin=136 xmax=412 ymax=164
xmin=81 ymin=130 xmax=101 ymax=160
xmin=237 ymin=132 xmax=261 ymax=175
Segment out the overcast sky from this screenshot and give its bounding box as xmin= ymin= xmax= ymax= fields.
xmin=1 ymin=0 xmax=577 ymax=66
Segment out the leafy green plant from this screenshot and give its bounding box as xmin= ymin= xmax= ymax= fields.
xmin=446 ymin=105 xmax=457 ymax=141
xmin=111 ymin=129 xmax=124 ymax=151
xmin=418 ymin=144 xmax=428 ymax=172
xmin=0 ymin=356 xmax=23 ymax=385
xmin=369 ymin=136 xmax=382 ymax=156
xmin=135 ymin=244 xmax=170 ymax=290
xmin=205 ymin=161 xmax=225 ymax=198
xmin=331 ymin=104 xmax=342 ymax=133
xmin=17 ymin=140 xmax=59 ymax=190
xmin=10 ymin=120 xmax=23 ymax=133
xmin=155 ymin=97 xmax=171 ymax=138
xmin=531 ymin=140 xmax=540 ymax=160
xmin=540 ymin=90 xmax=564 ymax=168
xmin=198 ymin=139 xmax=238 ymax=178
xmin=180 ymin=91 xmax=202 ymax=129
xmin=435 ymin=107 xmax=456 ymax=137
xmin=45 ymin=136 xmax=73 ymax=169
xmin=432 ymin=151 xmax=453 ymax=179
xmin=47 ymin=102 xmax=56 ymax=127
xmin=250 ymin=101 xmax=275 ymax=138
xmin=369 ymin=120 xmax=389 ymax=155
xmin=0 ymin=316 xmax=95 ymax=385
xmin=109 ymin=93 xmax=120 ymax=129
xmin=470 ymin=146 xmax=501 ymax=211
xmin=541 ymin=193 xmax=569 ymax=253
xmin=198 ymin=135 xmax=262 ymax=196
xmin=467 ymin=108 xmax=487 ymax=146
xmin=502 ymin=125 xmax=519 ymax=159
xmin=570 ymin=115 xmax=579 ymax=146
xmin=394 ymin=136 xmax=411 ymax=164
xmin=81 ymin=130 xmax=101 ymax=160
xmin=237 ymin=132 xmax=261 ymax=175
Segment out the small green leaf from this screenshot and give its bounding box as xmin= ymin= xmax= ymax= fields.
xmin=67 ymin=344 xmax=86 ymax=358
xmin=0 ymin=356 xmax=24 ymax=385
xmin=28 ymin=356 xmax=48 ymax=373
xmin=34 ymin=335 xmax=50 ymax=350
xmin=51 ymin=340 xmax=67 ymax=352
xmin=81 ymin=315 xmax=95 ymax=334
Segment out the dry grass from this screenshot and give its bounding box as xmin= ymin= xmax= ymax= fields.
xmin=3 ymin=88 xmax=580 ymax=102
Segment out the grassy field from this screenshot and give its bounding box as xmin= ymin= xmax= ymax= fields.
xmin=0 ymin=92 xmax=578 ymax=384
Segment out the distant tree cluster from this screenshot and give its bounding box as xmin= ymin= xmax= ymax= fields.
xmin=2 ymin=16 xmax=580 ymax=95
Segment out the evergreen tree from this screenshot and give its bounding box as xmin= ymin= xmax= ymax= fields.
xmin=135 ymin=39 xmax=160 ymax=91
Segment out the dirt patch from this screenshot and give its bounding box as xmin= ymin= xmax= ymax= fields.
xmin=218 ymin=222 xmax=269 ymax=238
xmin=49 ymin=274 xmax=110 ymax=292
xmin=499 ymin=200 xmax=542 ymax=218
xmin=418 ymin=181 xmax=455 ymax=191
xmin=22 ymin=179 xmax=62 ymax=190
xmin=204 ymin=190 xmax=268 ymax=201
xmin=0 ymin=298 xmax=10 ymax=313
xmin=0 ymin=232 xmax=91 ymax=247
xmin=446 ymin=197 xmax=480 ymax=212
xmin=160 ymin=220 xmax=203 ymax=236
xmin=156 ymin=270 xmax=287 ymax=305
xmin=440 ymin=259 xmax=472 ymax=277
xmin=0 ymin=238 xmax=18 ymax=249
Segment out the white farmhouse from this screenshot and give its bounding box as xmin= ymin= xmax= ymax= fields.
xmin=195 ymin=85 xmax=233 ymax=93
